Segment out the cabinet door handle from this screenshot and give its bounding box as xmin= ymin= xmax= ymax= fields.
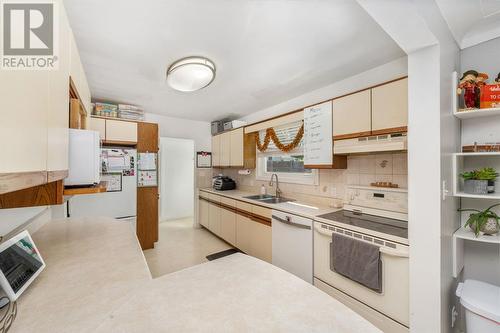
xmin=272 ymin=215 xmax=311 ymax=230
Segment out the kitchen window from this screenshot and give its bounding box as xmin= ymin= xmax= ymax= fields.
xmin=256 ymin=121 xmax=318 ymax=185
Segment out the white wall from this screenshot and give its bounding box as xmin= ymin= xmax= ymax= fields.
xmin=0 ymin=206 xmax=52 ymax=240
xmin=239 ymin=57 xmax=407 ymax=124
xmin=159 ymin=137 xmax=195 ymax=221
xmin=357 ymin=1 xmax=460 ymax=332
xmin=0 ymin=207 xmax=47 ymax=236
xmin=460 ymin=38 xmax=500 ymax=287
xmin=145 ymin=113 xmax=211 ymax=151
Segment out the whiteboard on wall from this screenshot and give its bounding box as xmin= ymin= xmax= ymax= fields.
xmin=303 ymin=101 xmax=333 ymax=166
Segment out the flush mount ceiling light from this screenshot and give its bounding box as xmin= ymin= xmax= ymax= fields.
xmin=166 ymin=56 xmax=216 ymax=92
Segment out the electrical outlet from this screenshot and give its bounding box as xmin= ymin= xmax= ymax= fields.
xmin=451 ymin=305 xmax=458 ymax=328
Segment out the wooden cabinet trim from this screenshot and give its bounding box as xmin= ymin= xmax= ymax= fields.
xmin=63 ymin=183 xmax=107 ymax=196
xmin=102 ymin=140 xmax=137 ymax=147
xmin=333 ymin=131 xmax=373 ymax=141
xmin=370 ymin=126 xmax=408 ymax=136
xmin=304 ymin=154 xmax=347 ymax=170
xmin=242 ymin=76 xmax=408 ymax=131
xmin=0 ymin=180 xmax=63 ymax=209
xmin=69 ymin=76 xmax=88 ymax=115
xmin=200 ymin=196 xmax=272 ymax=226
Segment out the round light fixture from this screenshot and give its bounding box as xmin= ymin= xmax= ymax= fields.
xmin=166 ymin=56 xmax=216 ymax=92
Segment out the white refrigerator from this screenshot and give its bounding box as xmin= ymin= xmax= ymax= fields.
xmin=69 ymin=148 xmax=137 ymax=220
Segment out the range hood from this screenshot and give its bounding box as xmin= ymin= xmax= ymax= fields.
xmin=334 ymin=133 xmax=407 ymax=154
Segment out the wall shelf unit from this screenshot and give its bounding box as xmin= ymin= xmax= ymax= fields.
xmin=451 ymin=70 xmax=500 ymax=278
xmin=453 ymin=107 xmax=500 ymax=119
xmin=451 ymin=71 xmax=500 ymax=120
xmin=453 ymin=227 xmax=500 ymax=277
xmin=454 ymin=227 xmax=500 ymax=244
xmin=452 ymin=152 xmax=500 ymax=198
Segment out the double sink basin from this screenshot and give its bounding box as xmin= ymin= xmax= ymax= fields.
xmin=243 ymin=194 xmax=295 ymax=204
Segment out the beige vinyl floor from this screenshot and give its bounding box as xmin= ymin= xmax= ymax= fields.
xmin=143 ymin=217 xmax=233 ymax=278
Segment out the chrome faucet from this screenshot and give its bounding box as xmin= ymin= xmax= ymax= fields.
xmin=269 ymin=173 xmax=282 ymax=199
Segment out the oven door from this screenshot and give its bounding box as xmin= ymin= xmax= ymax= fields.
xmin=313 ymin=221 xmax=409 ymax=327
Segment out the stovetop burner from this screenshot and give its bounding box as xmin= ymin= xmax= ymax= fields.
xmin=317 ymin=210 xmax=408 ymax=239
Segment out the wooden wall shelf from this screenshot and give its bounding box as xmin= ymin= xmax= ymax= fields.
xmin=0 ymin=180 xmax=64 ymax=209
xmin=102 ymin=140 xmax=137 ymax=147
xmin=63 ymin=183 xmax=107 ymax=196
xmin=454 ymin=107 xmax=500 ymax=120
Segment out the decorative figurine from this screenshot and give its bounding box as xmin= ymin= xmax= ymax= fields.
xmin=475 ymin=73 xmax=489 ymax=108
xmin=457 ymin=70 xmax=479 ymax=109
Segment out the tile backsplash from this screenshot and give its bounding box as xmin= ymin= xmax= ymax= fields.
xmin=205 ymin=152 xmax=407 ymax=207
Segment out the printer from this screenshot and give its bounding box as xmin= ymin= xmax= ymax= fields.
xmin=213 ymin=175 xmax=236 ymax=191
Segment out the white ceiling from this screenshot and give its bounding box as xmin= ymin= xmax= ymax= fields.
xmin=437 ymin=0 xmax=500 ymax=49
xmin=64 ymin=0 xmax=404 ymax=122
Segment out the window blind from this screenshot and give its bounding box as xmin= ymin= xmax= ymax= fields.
xmin=258 ymin=121 xmax=303 ymax=154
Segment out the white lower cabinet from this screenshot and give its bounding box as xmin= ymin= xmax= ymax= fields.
xmin=220 ymin=208 xmax=236 ymax=246
xmin=200 ymin=192 xmax=272 ymax=263
xmin=236 ymin=214 xmax=252 ymax=254
xmin=208 ymin=202 xmax=222 ymax=237
xmin=249 ymin=221 xmax=272 ymax=262
xmin=199 ymin=199 xmax=209 ymax=228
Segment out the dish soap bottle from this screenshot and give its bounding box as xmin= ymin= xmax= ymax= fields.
xmin=260 ymin=184 xmax=267 ymax=196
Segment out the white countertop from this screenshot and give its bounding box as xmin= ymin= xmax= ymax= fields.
xmin=95 ymin=253 xmax=380 ymax=333
xmin=199 ymin=188 xmax=340 ymax=219
xmin=11 ymin=216 xmax=380 ymax=332
xmin=11 ymin=217 xmax=151 ymax=333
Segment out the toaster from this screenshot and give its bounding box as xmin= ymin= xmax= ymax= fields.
xmin=213 ymin=176 xmax=236 ymax=191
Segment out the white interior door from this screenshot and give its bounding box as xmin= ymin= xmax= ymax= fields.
xmin=159 ymin=137 xmax=195 ymax=222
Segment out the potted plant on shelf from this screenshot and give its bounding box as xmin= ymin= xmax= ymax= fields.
xmin=461 ymin=167 xmax=498 ymax=194
xmin=459 ymin=203 xmax=500 ymax=236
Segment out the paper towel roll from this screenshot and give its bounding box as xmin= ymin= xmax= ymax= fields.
xmin=238 ymin=169 xmax=252 ymax=175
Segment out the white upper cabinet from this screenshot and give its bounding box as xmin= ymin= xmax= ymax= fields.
xmin=0 ymin=1 xmax=91 ymax=193
xmin=212 ymin=135 xmax=221 ymax=167
xmin=0 ymin=71 xmax=49 ymax=174
xmin=371 ymin=78 xmax=408 ymax=132
xmin=47 ymin=2 xmax=71 ymax=173
xmin=90 ymin=118 xmax=106 ymax=140
xmin=332 ymin=90 xmax=371 ymax=138
xmin=220 ymin=132 xmax=231 ymax=167
xmin=105 ymin=119 xmax=138 ymax=143
xmin=230 ymin=128 xmax=244 ymax=167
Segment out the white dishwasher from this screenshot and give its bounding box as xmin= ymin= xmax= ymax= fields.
xmin=272 ymin=210 xmax=313 ymax=283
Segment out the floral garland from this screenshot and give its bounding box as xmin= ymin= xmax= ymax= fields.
xmin=256 ymin=123 xmax=304 ymax=153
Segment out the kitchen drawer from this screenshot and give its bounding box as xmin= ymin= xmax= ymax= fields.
xmin=252 ymin=205 xmax=272 ymax=219
xmin=199 ymin=191 xmax=210 ymax=199
xmin=220 ymin=196 xmax=236 ymax=207
xmin=208 ymin=193 xmax=221 ymax=202
xmin=236 ymin=201 xmax=252 ymax=213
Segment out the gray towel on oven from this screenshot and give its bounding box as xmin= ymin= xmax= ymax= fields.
xmin=330 ymin=233 xmax=382 ymax=293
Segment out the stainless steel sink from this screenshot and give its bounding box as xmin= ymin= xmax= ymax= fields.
xmin=243 ymin=194 xmax=294 ymax=204
xmin=243 ymin=194 xmax=274 ymax=200
xmin=259 ymin=197 xmax=294 ymax=204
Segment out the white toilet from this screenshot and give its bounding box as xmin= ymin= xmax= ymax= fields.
xmin=456 ymin=279 xmax=500 ymax=332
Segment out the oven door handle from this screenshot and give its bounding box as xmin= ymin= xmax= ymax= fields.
xmin=272 ymin=215 xmax=311 ymax=230
xmin=379 ymin=247 xmax=409 ymax=258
